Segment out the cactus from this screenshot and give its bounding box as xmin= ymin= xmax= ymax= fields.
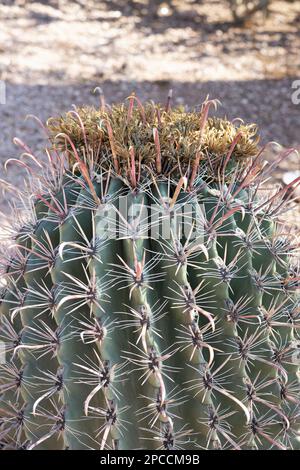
xmin=0 ymin=93 xmax=299 ymax=450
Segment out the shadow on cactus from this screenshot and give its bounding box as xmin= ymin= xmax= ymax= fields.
xmin=0 ymin=92 xmax=299 ymax=450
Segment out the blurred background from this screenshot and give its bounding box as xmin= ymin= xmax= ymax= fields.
xmin=0 ymin=0 xmax=299 ymax=219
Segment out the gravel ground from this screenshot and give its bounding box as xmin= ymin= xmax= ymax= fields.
xmin=0 ymin=0 xmax=299 ymax=225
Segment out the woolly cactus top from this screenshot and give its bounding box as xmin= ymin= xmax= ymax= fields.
xmin=47 ymin=97 xmax=259 ymax=181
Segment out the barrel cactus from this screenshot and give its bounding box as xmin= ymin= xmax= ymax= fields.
xmin=0 ymin=93 xmax=299 ymax=450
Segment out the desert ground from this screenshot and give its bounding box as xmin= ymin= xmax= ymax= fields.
xmin=0 ymin=0 xmax=299 ymax=224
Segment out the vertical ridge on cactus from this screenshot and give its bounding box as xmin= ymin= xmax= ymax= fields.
xmin=0 ymin=94 xmax=299 ymax=450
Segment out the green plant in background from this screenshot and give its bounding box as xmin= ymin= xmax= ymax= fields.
xmin=227 ymin=0 xmax=270 ymax=22
xmin=0 ymin=92 xmax=299 ymax=450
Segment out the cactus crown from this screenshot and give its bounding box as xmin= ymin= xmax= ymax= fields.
xmin=47 ymin=98 xmax=259 ymax=181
